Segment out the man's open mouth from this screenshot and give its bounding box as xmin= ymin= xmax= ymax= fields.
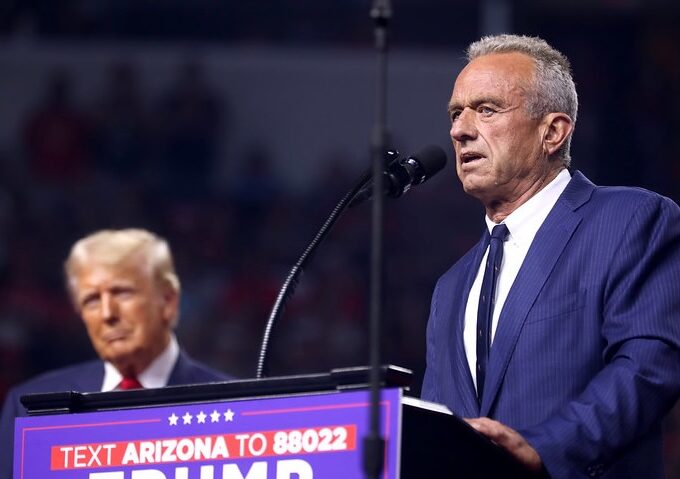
xmin=460 ymin=152 xmax=485 ymax=164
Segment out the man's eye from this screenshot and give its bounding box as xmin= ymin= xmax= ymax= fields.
xmin=113 ymin=288 xmax=135 ymax=300
xmin=450 ymin=110 xmax=462 ymax=121
xmin=478 ymin=106 xmax=495 ymax=116
xmin=81 ymin=296 xmax=100 ymax=309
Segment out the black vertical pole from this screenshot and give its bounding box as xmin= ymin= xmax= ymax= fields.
xmin=363 ymin=1 xmax=391 ymax=479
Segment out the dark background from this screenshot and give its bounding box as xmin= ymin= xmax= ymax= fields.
xmin=0 ymin=1 xmax=679 ymax=475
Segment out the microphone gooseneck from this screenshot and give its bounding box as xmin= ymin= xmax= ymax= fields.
xmin=255 ymin=146 xmax=447 ymax=380
xmin=255 ymin=164 xmax=373 ymax=380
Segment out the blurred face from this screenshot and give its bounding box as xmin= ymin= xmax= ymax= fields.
xmin=72 ymin=259 xmax=177 ymax=376
xmin=448 ymin=52 xmax=555 ymax=212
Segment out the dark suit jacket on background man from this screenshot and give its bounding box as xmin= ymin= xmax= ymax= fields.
xmin=0 ymin=349 xmax=227 ymax=458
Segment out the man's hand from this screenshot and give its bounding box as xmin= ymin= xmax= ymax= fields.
xmin=465 ymin=417 xmax=544 ymax=473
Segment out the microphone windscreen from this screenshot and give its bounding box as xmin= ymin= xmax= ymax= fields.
xmin=409 ymin=145 xmax=448 ymax=182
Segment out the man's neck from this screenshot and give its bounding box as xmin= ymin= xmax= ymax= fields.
xmin=485 ymin=166 xmax=565 ymax=223
xmin=102 ymin=334 xmax=179 ymax=391
xmin=112 ymin=334 xmax=171 ymax=378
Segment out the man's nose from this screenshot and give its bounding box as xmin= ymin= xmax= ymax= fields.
xmin=100 ymin=294 xmax=118 ymax=321
xmin=450 ymin=108 xmax=477 ymax=143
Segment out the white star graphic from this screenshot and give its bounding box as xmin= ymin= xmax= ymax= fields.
xmin=168 ymin=413 xmax=179 ymax=426
xmin=210 ymin=410 xmax=221 ymax=423
xmin=224 ymin=409 xmax=235 ymax=422
xmin=182 ymin=412 xmax=193 ymax=425
xmin=196 ymin=411 xmax=207 ymax=424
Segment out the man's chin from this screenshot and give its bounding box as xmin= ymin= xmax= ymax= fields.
xmin=461 ymin=180 xmax=491 ymax=200
xmin=101 ymin=343 xmax=138 ymax=367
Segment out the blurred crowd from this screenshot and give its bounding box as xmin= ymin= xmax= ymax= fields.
xmin=1 ymin=1 xmax=680 ymax=476
xmin=0 ymin=58 xmax=474 ymax=393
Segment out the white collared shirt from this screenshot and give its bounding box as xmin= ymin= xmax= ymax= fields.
xmin=464 ymin=169 xmax=571 ymax=392
xmin=101 ymin=334 xmax=180 ymax=391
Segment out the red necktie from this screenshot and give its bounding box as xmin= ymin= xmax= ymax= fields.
xmin=118 ymin=376 xmax=143 ymax=390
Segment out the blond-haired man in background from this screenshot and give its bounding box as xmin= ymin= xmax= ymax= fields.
xmin=0 ymin=229 xmax=229 ymax=477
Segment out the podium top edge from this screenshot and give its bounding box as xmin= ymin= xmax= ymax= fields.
xmin=21 ymin=364 xmax=413 ymax=415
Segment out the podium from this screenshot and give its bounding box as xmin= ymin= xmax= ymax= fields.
xmin=15 ymin=366 xmax=533 ymax=478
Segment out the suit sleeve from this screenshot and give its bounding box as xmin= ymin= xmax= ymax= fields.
xmin=421 ymin=280 xmax=442 ymax=403
xmin=520 ymin=195 xmax=680 ymax=478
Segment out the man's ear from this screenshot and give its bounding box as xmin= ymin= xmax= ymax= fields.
xmin=542 ymin=112 xmax=573 ymax=157
xmin=161 ymin=288 xmax=180 ymax=328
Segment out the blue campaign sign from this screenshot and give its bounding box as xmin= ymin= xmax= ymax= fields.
xmin=14 ymin=388 xmax=402 ymax=479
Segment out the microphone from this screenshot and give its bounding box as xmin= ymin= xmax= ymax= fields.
xmin=350 ymin=145 xmax=447 ymax=206
xmin=255 ymin=144 xmax=446 ymax=379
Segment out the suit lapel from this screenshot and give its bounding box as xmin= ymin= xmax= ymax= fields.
xmin=73 ymin=361 xmax=106 ymax=392
xmin=450 ymin=232 xmax=489 ymax=417
xmin=480 ymin=171 xmax=593 ymax=415
xmin=167 ymin=350 xmax=187 ymax=386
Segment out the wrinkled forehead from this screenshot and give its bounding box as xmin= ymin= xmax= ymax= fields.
xmin=451 ymin=52 xmax=535 ymax=103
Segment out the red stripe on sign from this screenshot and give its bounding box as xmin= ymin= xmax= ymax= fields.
xmin=50 ymin=425 xmax=357 ymax=470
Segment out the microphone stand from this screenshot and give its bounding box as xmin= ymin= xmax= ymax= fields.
xmin=257 ymin=4 xmax=393 ymax=476
xmin=365 ymin=1 xmax=391 ymax=479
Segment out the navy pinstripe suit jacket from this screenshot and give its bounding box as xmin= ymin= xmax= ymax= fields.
xmin=421 ymin=171 xmax=680 ymax=478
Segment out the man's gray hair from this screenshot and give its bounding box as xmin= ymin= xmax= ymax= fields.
xmin=467 ymin=34 xmax=578 ymax=167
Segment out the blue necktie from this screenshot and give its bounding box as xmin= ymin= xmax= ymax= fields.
xmin=476 ymin=223 xmax=509 ymax=401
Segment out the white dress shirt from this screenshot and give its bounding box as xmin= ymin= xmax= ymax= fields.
xmin=101 ymin=334 xmax=180 ymax=391
xmin=464 ymin=169 xmax=571 ymax=392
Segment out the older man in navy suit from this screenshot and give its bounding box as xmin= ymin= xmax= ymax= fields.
xmin=0 ymin=229 xmax=230 ymax=478
xmin=421 ymin=35 xmax=680 ymax=478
